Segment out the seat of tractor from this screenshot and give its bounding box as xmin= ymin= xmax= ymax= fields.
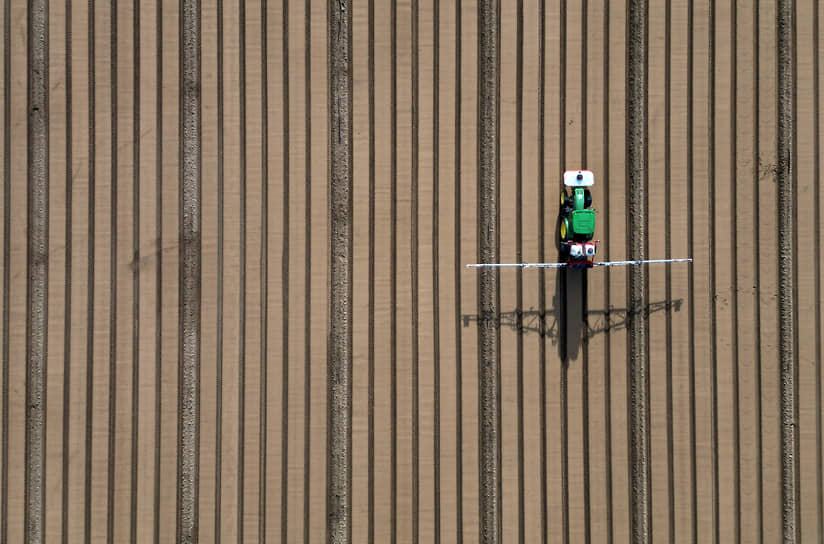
xmin=571 ymin=209 xmax=595 ymax=236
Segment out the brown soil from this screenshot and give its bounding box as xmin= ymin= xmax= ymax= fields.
xmin=1 ymin=1 xmax=820 ymax=542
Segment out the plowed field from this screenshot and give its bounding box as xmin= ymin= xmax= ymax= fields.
xmin=1 ymin=0 xmax=822 ymax=541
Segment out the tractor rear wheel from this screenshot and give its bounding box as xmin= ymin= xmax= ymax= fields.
xmin=560 ymin=217 xmax=569 ymax=240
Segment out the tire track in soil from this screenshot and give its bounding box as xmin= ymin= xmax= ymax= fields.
xmin=258 ymin=0 xmax=269 ymax=538
xmin=389 ymin=0 xmax=397 ymax=538
xmin=664 ymin=1 xmax=676 ymax=539
xmin=25 ymin=0 xmax=49 ymax=539
xmin=626 ymin=0 xmax=650 ymax=541
xmin=367 ymin=1 xmax=376 ymax=540
xmin=106 ymin=3 xmax=118 ymax=538
xmin=279 ymin=0 xmax=289 ymax=540
xmin=301 ymin=1 xmax=313 ymax=540
xmin=327 ymin=0 xmax=353 ymax=539
xmin=411 ymin=1 xmax=420 ymax=539
xmin=60 ymin=0 xmax=74 ymax=538
xmin=84 ymin=1 xmax=97 ymax=537
xmin=130 ymin=3 xmax=141 ymax=540
xmin=776 ymin=0 xmax=799 ymax=540
xmin=214 ymin=0 xmax=225 ymax=537
xmin=178 ymin=0 xmax=201 ymax=539
xmin=790 ymin=0 xmax=800 ymax=533
xmin=58 ymin=0 xmax=75 ymax=543
xmin=153 ymin=1 xmax=163 ymax=538
xmin=453 ymin=0 xmax=464 ymax=537
xmin=237 ymin=0 xmax=247 ymax=538
xmin=477 ymin=0 xmax=500 ymax=540
xmin=641 ymin=0 xmax=652 ymax=535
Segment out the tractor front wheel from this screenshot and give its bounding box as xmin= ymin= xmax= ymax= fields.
xmin=560 ymin=190 xmax=571 ymax=209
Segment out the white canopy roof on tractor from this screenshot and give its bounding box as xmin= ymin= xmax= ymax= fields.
xmin=563 ymin=170 xmax=594 ymax=187
xmin=465 ymin=169 xmax=693 ymax=269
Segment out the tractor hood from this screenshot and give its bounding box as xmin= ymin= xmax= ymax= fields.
xmin=571 ymin=209 xmax=596 ymax=236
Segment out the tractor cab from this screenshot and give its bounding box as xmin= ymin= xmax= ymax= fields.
xmin=560 ymin=170 xmax=597 ymax=267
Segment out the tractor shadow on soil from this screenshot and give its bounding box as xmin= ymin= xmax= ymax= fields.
xmin=462 ymin=210 xmax=684 ymax=365
xmin=461 ymin=278 xmax=684 ymax=364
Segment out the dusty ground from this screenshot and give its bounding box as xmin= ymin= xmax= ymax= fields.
xmin=1 ymin=0 xmax=822 ymax=542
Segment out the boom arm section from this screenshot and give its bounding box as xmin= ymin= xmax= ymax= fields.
xmin=466 ymin=258 xmax=693 ymax=269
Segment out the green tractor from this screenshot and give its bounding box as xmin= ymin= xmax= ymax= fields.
xmin=467 ymin=169 xmax=693 ymax=271
xmin=559 ymin=170 xmax=597 ymax=267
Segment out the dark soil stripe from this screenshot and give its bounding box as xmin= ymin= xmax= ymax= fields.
xmin=477 ymin=0 xmax=500 ymax=540
xmin=390 ymin=0 xmax=397 ymax=539
xmin=432 ymin=0 xmax=441 ymax=540
xmin=626 ymin=0 xmax=650 ymax=540
xmin=412 ymin=0 xmax=420 ymax=539
xmin=259 ymin=0 xmax=269 ymax=539
xmin=130 ymin=2 xmax=140 ymax=541
xmin=25 ymin=0 xmax=49 ymax=539
xmin=215 ymin=0 xmax=224 ymax=538
xmin=515 ymin=0 xmax=524 ymax=541
xmin=153 ymin=1 xmax=163 ymax=540
xmin=327 ymin=0 xmax=353 ymax=538
xmin=84 ymin=2 xmax=97 ymax=539
xmin=642 ymin=2 xmax=652 ymax=539
xmin=237 ymin=0 xmax=247 ymax=539
xmin=367 ymin=0 xmax=376 ymax=541
xmin=453 ymin=1 xmax=463 ymax=540
xmin=776 ymin=0 xmax=798 ymax=540
xmin=108 ymin=2 xmax=118 ymax=538
xmin=61 ymin=0 xmax=73 ymax=540
xmin=279 ymin=0 xmax=289 ymax=540
xmin=729 ymin=2 xmax=741 ymax=540
xmin=178 ymin=0 xmax=201 ymax=539
xmin=302 ymin=0 xmax=312 ymax=540
xmin=815 ymin=0 xmax=822 ymax=537
xmin=789 ymin=0 xmax=801 ymax=535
